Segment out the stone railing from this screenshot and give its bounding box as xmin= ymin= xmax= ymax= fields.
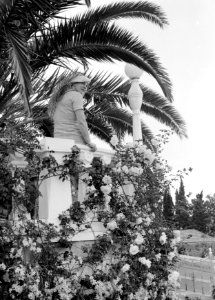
xmin=7 ymin=137 xmax=114 ymax=240
xmin=8 ymin=138 xmax=137 ymax=241
xmin=38 ymin=138 xmax=114 ymax=227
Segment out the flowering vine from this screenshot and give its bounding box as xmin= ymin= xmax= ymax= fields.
xmin=0 ymin=125 xmax=181 ymax=299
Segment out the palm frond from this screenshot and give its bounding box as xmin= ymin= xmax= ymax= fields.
xmin=6 ymin=25 xmax=32 ymax=115
xmin=140 ymin=92 xmax=187 ymax=138
xmin=0 ymin=0 xmax=88 ymax=35
xmin=86 ymin=70 xmax=126 ymax=106
xmin=86 ymin=71 xmax=187 ymax=138
xmin=86 ymin=113 xmax=113 ymax=144
xmin=87 ymin=102 xmax=154 ymax=148
xmin=31 ymin=68 xmax=60 ymax=102
xmin=84 ymin=0 xmax=91 ymax=7
xmin=82 ymin=1 xmax=168 ymax=28
xmin=25 ymin=0 xmax=88 ymax=29
xmin=31 ymin=20 xmax=173 ymax=101
xmin=1 ymin=69 xmax=59 ymax=120
xmin=105 ymin=79 xmax=187 ymax=137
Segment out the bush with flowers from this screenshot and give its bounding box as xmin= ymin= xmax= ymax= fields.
xmin=0 ymin=123 xmax=181 ymax=299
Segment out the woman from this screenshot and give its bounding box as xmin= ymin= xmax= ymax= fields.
xmin=48 ymin=73 xmax=97 ymax=152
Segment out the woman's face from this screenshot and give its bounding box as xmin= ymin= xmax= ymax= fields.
xmin=72 ymin=82 xmax=88 ymax=95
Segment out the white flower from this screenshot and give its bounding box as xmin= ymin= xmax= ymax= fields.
xmin=12 ymin=248 xmax=23 ymax=258
xmin=133 ymin=286 xmax=148 ymax=299
xmin=22 ymin=238 xmax=29 ymax=247
xmin=168 ymin=271 xmax=180 ymax=288
xmin=14 ymin=265 xmax=26 ymax=279
xmin=170 ymin=239 xmax=176 ymax=247
xmin=138 ymin=145 xmax=155 ymax=163
xmin=129 ymin=244 xmax=139 ymax=255
xmin=141 ymin=229 xmax=146 ymax=236
xmin=36 ymin=247 xmax=42 ymax=253
xmin=167 ymin=290 xmax=178 ymax=300
xmin=116 ymin=213 xmax=125 ymax=221
xmin=129 ymin=166 xmax=143 ymax=176
xmin=147 ymin=272 xmax=154 ymax=280
xmin=86 ymin=185 xmax=96 ymax=193
xmin=121 ymin=165 xmax=129 ymax=174
xmin=159 ymin=232 xmax=167 ymax=245
xmin=30 ymin=243 xmax=37 ymax=251
xmin=168 ymin=251 xmax=175 ymax=261
xmin=155 ymin=253 xmax=161 ymax=261
xmin=121 ymin=264 xmax=130 ymax=273
xmin=110 ymin=135 xmax=119 ymax=146
xmin=144 ymin=149 xmax=155 ymax=164
xmin=107 ymin=220 xmax=117 ymax=231
xmin=28 ymin=292 xmax=35 ymax=300
xmin=102 ymin=175 xmax=112 ymax=185
xmin=137 ymin=144 xmax=147 ymax=154
xmin=0 ymin=263 xmax=6 ymax=270
xmin=125 ymin=142 xmax=134 ymax=148
xmin=128 ymin=293 xmax=135 ymax=300
xmin=113 ymin=167 xmax=121 ymax=173
xmin=173 ymin=230 xmax=181 ymax=243
xmin=71 ymin=223 xmax=78 ymax=231
xmin=10 ymin=283 xmax=24 ymax=294
xmin=100 ymin=185 xmax=112 ymax=195
xmin=144 ymin=216 xmax=152 ymax=226
xmin=136 ymin=217 xmax=143 ymax=225
xmin=134 ymin=233 xmax=144 ymax=245
xmin=138 ymin=257 xmax=151 ymax=268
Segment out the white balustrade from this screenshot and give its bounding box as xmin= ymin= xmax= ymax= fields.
xmin=38 ymin=138 xmax=114 ymax=234
xmin=125 ymin=63 xmax=144 ymax=143
xmin=8 ymin=137 xmax=114 ymax=240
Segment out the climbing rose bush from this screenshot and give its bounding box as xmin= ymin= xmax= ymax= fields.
xmin=0 ymin=125 xmax=180 ymax=299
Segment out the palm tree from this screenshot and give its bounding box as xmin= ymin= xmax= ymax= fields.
xmin=0 ymin=0 xmax=186 ymax=146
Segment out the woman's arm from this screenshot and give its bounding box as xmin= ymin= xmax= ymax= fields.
xmin=75 ymin=110 xmax=97 ymax=151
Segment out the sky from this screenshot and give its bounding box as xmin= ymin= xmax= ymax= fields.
xmin=68 ymin=0 xmax=215 ymax=198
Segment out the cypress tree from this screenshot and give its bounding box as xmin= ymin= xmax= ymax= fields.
xmin=174 ymin=178 xmax=190 ymax=229
xmin=191 ymin=191 xmax=208 ymax=233
xmin=205 ymin=194 xmax=215 ymax=236
xmin=163 ymin=188 xmax=174 ymax=223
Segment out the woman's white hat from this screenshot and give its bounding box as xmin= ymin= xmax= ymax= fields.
xmin=70 ymin=75 xmax=91 ymax=83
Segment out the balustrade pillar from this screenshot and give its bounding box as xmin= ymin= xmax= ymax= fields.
xmin=125 ymin=63 xmax=144 ymax=143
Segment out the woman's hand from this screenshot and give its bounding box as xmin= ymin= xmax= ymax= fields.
xmin=88 ymin=142 xmax=97 ymax=152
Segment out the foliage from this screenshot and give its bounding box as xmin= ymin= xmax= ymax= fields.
xmin=163 ymin=188 xmax=174 ymax=224
xmin=204 ymin=194 xmax=215 ymax=236
xmin=212 ymin=285 xmax=215 ymax=299
xmin=0 ymin=124 xmax=181 ymax=299
xmin=174 ymin=179 xmax=190 ymax=229
xmin=0 ymin=121 xmax=41 ymax=218
xmin=190 ymin=192 xmax=208 ymax=233
xmin=184 ymin=297 xmax=201 ymax=300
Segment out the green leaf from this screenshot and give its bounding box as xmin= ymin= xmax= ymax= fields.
xmin=6 ymin=25 xmax=32 ymax=115
xmin=82 ymin=1 xmax=168 ymax=27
